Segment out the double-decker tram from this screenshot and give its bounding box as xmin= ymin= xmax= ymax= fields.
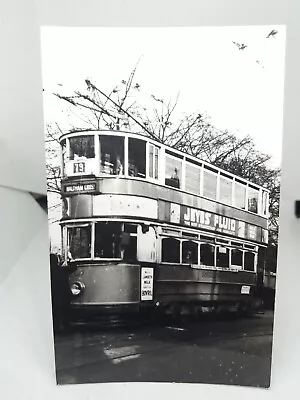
xmin=59 ymin=130 xmax=270 ymax=319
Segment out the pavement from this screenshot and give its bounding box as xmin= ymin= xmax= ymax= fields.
xmin=54 ymin=311 xmax=274 ymax=388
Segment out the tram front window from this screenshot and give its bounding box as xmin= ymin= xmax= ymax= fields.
xmin=128 ymin=138 xmax=146 ymax=178
xmin=100 ymin=135 xmax=124 ymax=175
xmin=69 ymin=136 xmax=95 ymax=160
xmin=95 ymin=221 xmax=122 ymax=258
xmin=68 ymin=225 xmax=91 ymax=259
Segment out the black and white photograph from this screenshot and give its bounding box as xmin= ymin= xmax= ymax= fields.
xmin=41 ymin=26 xmax=285 ymax=388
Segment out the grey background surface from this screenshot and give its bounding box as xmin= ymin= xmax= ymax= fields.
xmin=0 ymin=0 xmax=299 ymax=399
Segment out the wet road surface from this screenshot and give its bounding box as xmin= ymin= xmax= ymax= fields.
xmin=54 ymin=311 xmax=274 ymax=388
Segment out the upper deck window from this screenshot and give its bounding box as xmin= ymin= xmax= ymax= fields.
xmin=235 ymin=181 xmax=246 ymax=210
xmin=219 ymin=175 xmax=232 ymax=205
xmin=248 ymin=186 xmax=259 ymax=213
xmin=149 ymin=144 xmax=159 ymax=180
xmin=185 ymin=161 xmax=201 ymax=195
xmin=69 ymin=136 xmax=95 ymax=160
xmin=68 ymin=225 xmax=91 ymax=259
xmin=128 ymin=138 xmax=146 ymax=178
xmin=100 ymin=135 xmax=124 ymax=175
xmin=203 ymin=168 xmax=217 ymax=200
xmin=165 ymin=155 xmax=182 ymax=189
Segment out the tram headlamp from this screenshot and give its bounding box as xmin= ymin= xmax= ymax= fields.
xmin=70 ymin=281 xmax=85 ymax=296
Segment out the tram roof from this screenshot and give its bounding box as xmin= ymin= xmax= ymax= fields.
xmin=59 ymin=129 xmax=269 ymax=192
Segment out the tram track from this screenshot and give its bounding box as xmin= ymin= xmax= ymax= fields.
xmin=55 ymin=314 xmax=270 ymax=352
xmin=55 ymin=319 xmax=273 ymax=373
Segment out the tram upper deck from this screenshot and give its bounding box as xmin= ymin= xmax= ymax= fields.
xmin=60 ymin=130 xmax=269 ymax=220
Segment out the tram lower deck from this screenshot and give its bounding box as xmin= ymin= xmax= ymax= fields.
xmin=68 ymin=261 xmax=262 ymax=319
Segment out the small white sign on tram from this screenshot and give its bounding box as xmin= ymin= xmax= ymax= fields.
xmin=241 ymin=285 xmax=251 ymax=295
xmin=141 ymin=267 xmax=154 ymax=301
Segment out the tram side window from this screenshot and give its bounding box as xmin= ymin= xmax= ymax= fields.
xmin=149 ymin=144 xmax=159 ymax=180
xmin=69 ymin=136 xmax=95 ymax=160
xmin=219 ymin=176 xmax=232 ymax=205
xmin=94 ymin=221 xmax=122 ymax=258
xmin=185 ymin=162 xmax=201 ymax=194
xmin=231 ymin=249 xmax=243 ymax=268
xmin=244 ymin=252 xmax=255 ymax=271
xmin=182 ymin=241 xmax=198 ymax=264
xmin=203 ymin=169 xmax=217 ymax=200
xmin=200 ymin=243 xmax=215 ymax=266
xmin=68 ymin=226 xmax=91 ymax=259
xmin=100 ymin=135 xmax=124 ymax=175
xmin=216 ymin=246 xmax=230 ymax=268
xmin=248 ymin=186 xmax=259 ymax=213
xmin=128 ymin=138 xmax=146 ymax=178
xmin=165 ymin=156 xmax=182 ymax=189
xmin=162 ymin=238 xmax=180 ymax=263
xmin=235 ymin=182 xmax=246 ymax=210
xmin=257 ymin=247 xmax=267 ymax=275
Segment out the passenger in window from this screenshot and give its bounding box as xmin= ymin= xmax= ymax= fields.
xmin=102 ymin=153 xmax=113 ymax=174
xmin=170 ymin=167 xmax=180 ymax=188
xmin=115 ymin=155 xmax=123 ymax=175
xmin=183 ymin=249 xmax=193 ymax=264
xmin=128 ymin=161 xmax=138 ymax=177
xmin=172 ymin=167 xmax=179 ymax=180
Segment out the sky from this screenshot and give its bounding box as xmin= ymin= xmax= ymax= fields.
xmin=41 ymin=26 xmax=286 ymax=168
